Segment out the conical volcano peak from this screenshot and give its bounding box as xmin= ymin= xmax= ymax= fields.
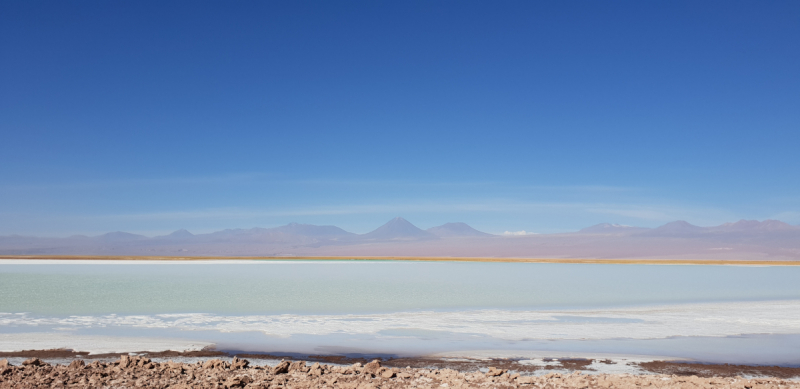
xmin=427 ymin=222 xmax=491 ymax=237
xmin=656 ymin=221 xmax=704 ymax=231
xmin=362 ymin=217 xmax=435 ymax=240
xmin=97 ymin=231 xmax=147 ymax=241
xmin=168 ymin=229 xmax=194 ymax=237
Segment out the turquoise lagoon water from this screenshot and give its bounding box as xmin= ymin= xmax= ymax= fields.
xmin=1 ymin=260 xmax=800 ymax=364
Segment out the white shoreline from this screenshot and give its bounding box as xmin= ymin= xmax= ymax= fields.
xmin=429 ymin=350 xmax=687 ymax=361
xmin=4 ymin=300 xmax=799 ymax=341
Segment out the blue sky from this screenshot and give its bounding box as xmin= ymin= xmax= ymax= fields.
xmin=1 ymin=1 xmax=799 ymax=236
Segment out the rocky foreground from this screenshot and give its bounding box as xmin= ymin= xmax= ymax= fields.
xmin=1 ymin=356 xmax=798 ymax=389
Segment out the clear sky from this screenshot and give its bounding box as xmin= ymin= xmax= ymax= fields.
xmin=1 ymin=1 xmax=799 ymax=236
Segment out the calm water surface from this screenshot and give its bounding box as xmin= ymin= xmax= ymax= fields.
xmin=2 ymin=260 xmax=799 ymax=365
xmin=1 ymin=261 xmax=799 ymax=314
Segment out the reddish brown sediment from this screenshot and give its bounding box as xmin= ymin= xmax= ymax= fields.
xmin=0 ymin=349 xmax=83 ymax=359
xmin=2 ymin=356 xmax=799 ymax=389
xmin=638 ymin=361 xmax=800 ymax=380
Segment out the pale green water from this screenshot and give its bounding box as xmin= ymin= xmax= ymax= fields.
xmin=3 ymin=260 xmax=800 ymax=364
xmin=1 ymin=261 xmax=799 ymax=315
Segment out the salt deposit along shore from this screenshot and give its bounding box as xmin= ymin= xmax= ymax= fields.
xmin=2 ymin=355 xmax=800 ymax=389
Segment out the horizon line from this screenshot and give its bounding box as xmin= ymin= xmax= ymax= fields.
xmin=2 ymin=255 xmax=799 ymax=266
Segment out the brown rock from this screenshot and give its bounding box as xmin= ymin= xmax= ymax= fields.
xmin=272 ymin=360 xmax=291 ymax=375
xmin=223 ymin=376 xmax=253 ymax=388
xmin=486 ymin=366 xmax=506 ymax=377
xmin=224 ymin=376 xmax=245 ymax=388
xmin=231 ymin=356 xmax=249 ymax=370
xmin=203 ymin=359 xmax=219 ymax=369
xmin=167 ymin=360 xmax=184 ymax=373
xmin=118 ymin=355 xmax=131 ymax=368
xmin=380 ymin=368 xmax=395 ymax=378
xmin=0 ymin=355 xmax=797 ymax=389
xmin=289 ymin=360 xmax=307 ymax=373
xmin=68 ymin=359 xmax=85 ymax=369
xmin=308 ymin=362 xmax=322 ymax=376
xmin=363 ymin=359 xmax=382 ymax=376
xmin=136 ymin=356 xmax=152 ymax=367
xmin=517 ymin=376 xmax=536 ymax=384
xmin=203 ymin=358 xmax=230 ymax=370
xmin=22 ymin=357 xmax=46 ymax=367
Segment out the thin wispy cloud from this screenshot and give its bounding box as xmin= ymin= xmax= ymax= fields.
xmin=82 ymin=200 xmax=734 ymax=226
xmin=0 ymin=173 xmax=779 ymax=236
xmin=769 ymin=211 xmax=800 ymax=224
xmin=290 ymin=179 xmax=639 ymax=192
xmin=583 ymin=204 xmax=737 ymax=226
xmin=0 ymin=172 xmax=271 ymax=191
xmin=503 ymin=230 xmax=535 ymax=236
xmin=0 ymin=174 xmax=639 ymax=194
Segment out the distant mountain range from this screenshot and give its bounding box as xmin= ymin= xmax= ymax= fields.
xmin=579 ymin=219 xmax=799 ymax=236
xmin=1 ymin=218 xmax=798 ymax=261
